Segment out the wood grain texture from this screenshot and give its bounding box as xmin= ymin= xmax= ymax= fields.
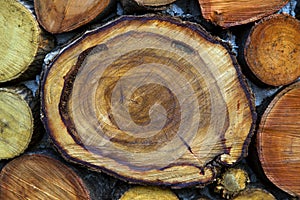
xmin=41 ymin=15 xmax=255 ymax=187
xmin=245 ymin=14 xmax=300 ymax=86
xmin=0 ymin=154 xmax=90 ymax=199
xmin=257 ymin=81 xmax=300 ymax=197
xmin=198 ymin=0 xmax=289 ymax=27
xmin=232 ymin=188 xmax=276 ymax=200
xmin=120 ymin=186 xmax=178 ymax=199
xmin=34 ymin=0 xmax=113 ymax=33
xmin=0 ymin=0 xmax=54 ymax=83
xmin=133 ymin=0 xmax=175 ymax=6
xmin=0 ymin=87 xmax=34 ymax=159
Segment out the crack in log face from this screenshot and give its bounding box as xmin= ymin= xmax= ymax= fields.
xmin=43 ymin=16 xmax=255 ymax=187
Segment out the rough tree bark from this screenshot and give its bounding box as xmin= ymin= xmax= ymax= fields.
xmin=0 ymin=154 xmax=90 ymax=199
xmin=34 ymin=0 xmax=115 ymax=33
xmin=244 ymin=14 xmax=300 ymax=86
xmin=197 ymin=0 xmax=289 ymax=28
xmin=41 ymin=15 xmax=255 ymax=187
xmin=257 ymin=81 xmax=300 ymax=197
xmin=0 ymin=0 xmax=54 ymax=84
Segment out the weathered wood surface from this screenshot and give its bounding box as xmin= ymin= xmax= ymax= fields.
xmin=34 ymin=0 xmax=114 ymax=33
xmin=0 ymin=0 xmax=54 ymax=84
xmin=232 ymin=188 xmax=276 ymax=200
xmin=120 ymin=186 xmax=179 ymax=199
xmin=0 ymin=154 xmax=90 ymax=199
xmin=198 ymin=0 xmax=289 ymax=27
xmin=257 ymin=81 xmax=300 ymax=197
xmin=0 ymin=86 xmax=34 ymax=159
xmin=244 ymin=14 xmax=300 ymax=86
xmin=41 ymin=15 xmax=255 ymax=187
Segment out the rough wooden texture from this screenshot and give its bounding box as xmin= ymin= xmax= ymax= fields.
xmin=120 ymin=186 xmax=178 ymax=199
xmin=133 ymin=0 xmax=176 ymax=6
xmin=0 ymin=0 xmax=54 ymax=84
xmin=244 ymin=14 xmax=300 ymax=86
xmin=41 ymin=15 xmax=255 ymax=187
xmin=0 ymin=86 xmax=34 ymax=159
xmin=198 ymin=0 xmax=289 ymax=27
xmin=232 ymin=188 xmax=276 ymax=200
xmin=215 ymin=168 xmax=249 ymax=199
xmin=257 ymin=81 xmax=300 ymax=197
xmin=0 ymin=154 xmax=90 ymax=199
xmin=34 ymin=0 xmax=114 ymax=33
xmin=121 ymin=0 xmax=173 ymax=13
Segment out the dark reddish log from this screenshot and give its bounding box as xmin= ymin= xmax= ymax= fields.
xmin=41 ymin=15 xmax=256 ymax=187
xmin=244 ymin=14 xmax=300 ymax=86
xmin=257 ymin=81 xmax=300 ymax=197
xmin=198 ymin=0 xmax=289 ymax=28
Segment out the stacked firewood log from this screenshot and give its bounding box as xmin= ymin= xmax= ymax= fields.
xmin=0 ymin=0 xmax=299 ymax=199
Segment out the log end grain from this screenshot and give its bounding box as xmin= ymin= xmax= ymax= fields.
xmin=41 ymin=15 xmax=256 ymax=187
xmin=257 ymin=81 xmax=300 ymax=196
xmin=120 ymin=186 xmax=178 ymax=200
xmin=34 ymin=0 xmax=112 ymax=33
xmin=0 ymin=88 xmax=33 ymax=159
xmin=198 ymin=0 xmax=289 ymax=27
xmin=245 ymin=14 xmax=300 ymax=86
xmin=232 ymin=188 xmax=276 ymax=200
xmin=0 ymin=1 xmax=40 ymax=83
xmin=0 ymin=154 xmax=90 ymax=200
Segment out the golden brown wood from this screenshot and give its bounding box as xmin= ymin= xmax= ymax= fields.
xmin=215 ymin=168 xmax=250 ymax=199
xmin=120 ymin=186 xmax=178 ymax=200
xmin=232 ymin=188 xmax=276 ymax=200
xmin=0 ymin=86 xmax=34 ymax=159
xmin=257 ymin=81 xmax=300 ymax=197
xmin=126 ymin=0 xmax=175 ymax=7
xmin=34 ymin=0 xmax=113 ymax=33
xmin=198 ymin=0 xmax=289 ymax=27
xmin=41 ymin=15 xmax=255 ymax=187
xmin=244 ymin=14 xmax=300 ymax=86
xmin=0 ymin=154 xmax=90 ymax=199
xmin=0 ymin=0 xmax=54 ymax=83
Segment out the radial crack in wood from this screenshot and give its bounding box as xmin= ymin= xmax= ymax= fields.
xmin=41 ymin=15 xmax=256 ymax=187
xmin=197 ymin=0 xmax=289 ymax=28
xmin=0 ymin=154 xmax=90 ymax=199
xmin=0 ymin=0 xmax=54 ymax=83
xmin=34 ymin=0 xmax=114 ymax=33
xmin=257 ymin=81 xmax=300 ymax=197
xmin=245 ymin=14 xmax=300 ymax=86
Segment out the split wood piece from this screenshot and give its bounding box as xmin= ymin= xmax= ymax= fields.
xmin=257 ymin=81 xmax=300 ymax=197
xmin=41 ymin=15 xmax=256 ymax=187
xmin=119 ymin=186 xmax=178 ymax=200
xmin=0 ymin=154 xmax=90 ymax=199
xmin=215 ymin=168 xmax=250 ymax=199
xmin=0 ymin=86 xmax=36 ymax=160
xmin=121 ymin=0 xmax=176 ymax=13
xmin=198 ymin=0 xmax=289 ymax=28
xmin=0 ymin=0 xmax=54 ymax=84
xmin=244 ymin=14 xmax=300 ymax=86
xmin=34 ymin=0 xmax=114 ymax=34
xmin=232 ymin=188 xmax=276 ymax=200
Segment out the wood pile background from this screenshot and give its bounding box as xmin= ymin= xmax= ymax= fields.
xmin=1 ymin=0 xmax=300 ymax=199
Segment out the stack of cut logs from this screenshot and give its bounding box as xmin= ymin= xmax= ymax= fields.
xmin=0 ymin=0 xmax=300 ymax=199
